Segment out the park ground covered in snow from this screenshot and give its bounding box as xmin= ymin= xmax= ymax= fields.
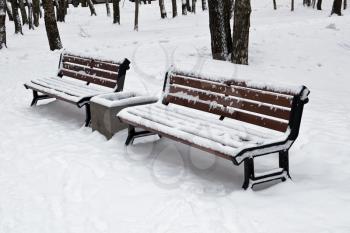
xmin=1 ymin=0 xmax=350 ymax=232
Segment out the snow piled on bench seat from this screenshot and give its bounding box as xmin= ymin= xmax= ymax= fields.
xmin=170 ymin=58 xmax=304 ymax=95
xmin=25 ymin=77 xmax=111 ymax=103
xmin=118 ymin=103 xmax=288 ymax=163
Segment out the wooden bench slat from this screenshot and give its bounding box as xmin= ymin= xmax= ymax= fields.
xmin=167 ymin=85 xmax=291 ymax=120
xmin=170 ymin=75 xmax=293 ymax=108
xmin=62 ymin=62 xmax=118 ymax=81
xmin=60 ymin=69 xmax=117 ymax=88
xmin=165 ymin=95 xmax=289 ymax=132
xmin=62 ymin=55 xmax=120 ymax=73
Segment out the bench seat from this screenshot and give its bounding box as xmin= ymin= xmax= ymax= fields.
xmin=24 ymin=77 xmax=111 ymax=105
xmin=118 ymin=103 xmax=288 ymax=164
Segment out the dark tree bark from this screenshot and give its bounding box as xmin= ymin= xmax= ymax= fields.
xmin=134 ymin=0 xmax=138 ymax=31
xmin=192 ymin=0 xmax=196 ymax=13
xmin=159 ymin=0 xmax=166 ymax=18
xmin=331 ymin=0 xmax=342 ymax=15
xmin=42 ymin=0 xmax=62 ymax=50
xmin=33 ymin=0 xmax=39 ymax=26
xmin=87 ymin=0 xmax=96 ymax=15
xmin=182 ymin=0 xmax=187 ymax=15
xmin=81 ymin=0 xmax=87 ymax=7
xmin=11 ymin=0 xmax=22 ymax=34
xmin=232 ymin=0 xmax=251 ymax=65
xmin=26 ymin=0 xmax=34 ymax=29
xmin=208 ymin=0 xmax=232 ymax=61
xmin=316 ymin=0 xmax=322 ymax=10
xmin=18 ymin=0 xmax=28 ymax=24
xmin=186 ymin=0 xmax=191 ymax=12
xmin=0 ymin=0 xmax=6 ymax=49
xmin=112 ymin=0 xmax=120 ymax=24
xmin=57 ymin=0 xmax=66 ymax=22
xmin=5 ymin=0 xmax=13 ymax=21
xmin=171 ymin=0 xmax=177 ymax=17
xmin=344 ymin=0 xmax=347 ymax=9
xmin=273 ymin=0 xmax=277 ymax=10
xmin=106 ymin=0 xmax=110 ymax=16
xmin=202 ymin=0 xmax=207 ymax=10
xmin=303 ymin=0 xmax=311 ymax=6
xmin=291 ymin=0 xmax=294 ymax=11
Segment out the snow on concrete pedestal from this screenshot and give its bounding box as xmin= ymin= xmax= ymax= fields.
xmin=90 ymin=92 xmax=158 ymax=139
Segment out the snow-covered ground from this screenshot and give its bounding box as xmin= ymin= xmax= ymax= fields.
xmin=1 ymin=1 xmax=350 ymax=232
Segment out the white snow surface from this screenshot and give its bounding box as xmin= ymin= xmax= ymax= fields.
xmin=1 ymin=1 xmax=350 ymax=233
xmin=91 ymin=91 xmax=158 ymax=107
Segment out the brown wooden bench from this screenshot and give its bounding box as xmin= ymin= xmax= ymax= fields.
xmin=24 ymin=51 xmax=130 ymax=126
xmin=118 ymin=68 xmax=310 ymax=189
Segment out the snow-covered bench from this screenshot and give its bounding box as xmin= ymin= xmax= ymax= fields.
xmin=118 ymin=64 xmax=310 ymax=189
xmin=24 ymin=51 xmax=130 ymax=126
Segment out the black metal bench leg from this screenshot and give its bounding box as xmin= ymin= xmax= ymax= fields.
xmin=125 ymin=125 xmax=136 ymax=146
xmin=279 ymin=150 xmax=291 ymax=179
xmin=84 ymin=104 xmax=91 ymax=127
xmin=242 ymin=158 xmax=254 ymax=190
xmin=31 ymin=91 xmax=39 ymax=106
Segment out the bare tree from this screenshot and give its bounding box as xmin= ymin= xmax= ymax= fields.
xmin=344 ymin=0 xmax=347 ymax=9
xmin=18 ymin=0 xmax=28 ymax=24
xmin=331 ymin=0 xmax=342 ymax=15
xmin=202 ymin=0 xmax=207 ymax=10
xmin=291 ymin=0 xmax=294 ymax=11
xmin=11 ymin=0 xmax=22 ymax=34
xmin=171 ymin=0 xmax=177 ymax=17
xmin=26 ymin=0 xmax=34 ymax=29
xmin=317 ymin=0 xmax=322 ymax=10
xmin=182 ymin=0 xmax=187 ymax=15
xmin=208 ymin=0 xmax=232 ymax=60
xmin=134 ymin=0 xmax=138 ymax=30
xmin=232 ymin=0 xmax=251 ymax=65
xmin=192 ymin=0 xmax=196 ymax=13
xmin=33 ymin=0 xmax=39 ymax=26
xmin=87 ymin=0 xmax=96 ymax=16
xmin=57 ymin=0 xmax=66 ymax=21
xmin=106 ymin=0 xmax=111 ymax=16
xmin=5 ymin=0 xmax=13 ymax=21
xmin=273 ymin=0 xmax=277 ymax=10
xmin=42 ymin=0 xmax=62 ymax=50
xmin=186 ymin=0 xmax=191 ymax=12
xmin=112 ymin=0 xmax=120 ymax=24
xmin=0 ymin=0 xmax=6 ymax=49
xmin=159 ymin=0 xmax=166 ymax=18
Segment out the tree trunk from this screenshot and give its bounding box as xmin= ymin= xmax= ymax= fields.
xmin=182 ymin=0 xmax=187 ymax=15
xmin=106 ymin=0 xmax=110 ymax=16
xmin=331 ymin=0 xmax=342 ymax=15
xmin=202 ymin=0 xmax=207 ymax=10
xmin=0 ymin=0 xmax=6 ymax=49
xmin=33 ymin=0 xmax=39 ymax=26
xmin=134 ymin=0 xmax=138 ymax=31
xmin=159 ymin=0 xmax=166 ymax=18
xmin=112 ymin=0 xmax=120 ymax=24
xmin=171 ymin=0 xmax=177 ymax=17
xmin=186 ymin=0 xmax=191 ymax=12
xmin=208 ymin=0 xmax=232 ymax=61
xmin=42 ymin=0 xmax=62 ymax=50
xmin=11 ymin=0 xmax=22 ymax=34
xmin=5 ymin=0 xmax=13 ymax=21
xmin=18 ymin=0 xmax=28 ymax=24
xmin=87 ymin=0 xmax=96 ymax=15
xmin=192 ymin=0 xmax=196 ymax=13
xmin=273 ymin=0 xmax=277 ymax=10
xmin=291 ymin=0 xmax=294 ymax=11
xmin=316 ymin=0 xmax=322 ymax=10
xmin=344 ymin=0 xmax=347 ymax=9
xmin=232 ymin=0 xmax=251 ymax=65
xmin=26 ymin=0 xmax=34 ymax=29
xmin=57 ymin=0 xmax=66 ymax=21
xmin=81 ymin=0 xmax=87 ymax=7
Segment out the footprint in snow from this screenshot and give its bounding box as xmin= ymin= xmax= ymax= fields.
xmin=338 ymin=42 xmax=350 ymax=51
xmin=325 ymin=23 xmax=339 ymax=31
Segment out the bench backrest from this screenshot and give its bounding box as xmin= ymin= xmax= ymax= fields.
xmin=58 ymin=52 xmax=130 ymax=92
xmin=162 ymin=71 xmax=310 ymax=139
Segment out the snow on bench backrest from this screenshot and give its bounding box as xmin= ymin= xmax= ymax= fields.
xmin=57 ymin=51 xmax=130 ymax=91
xmin=162 ymin=64 xmax=310 ymax=133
